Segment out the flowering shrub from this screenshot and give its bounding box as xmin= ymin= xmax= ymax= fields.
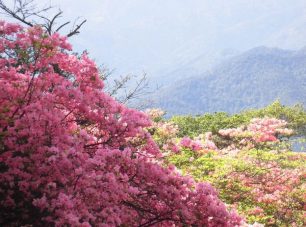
xmin=179 ymin=134 xmax=218 ymax=154
xmin=149 ymin=112 xmax=306 ymax=226
xmin=145 ymin=108 xmax=166 ymax=122
xmin=216 ymin=117 xmax=294 ymax=152
xmin=146 ymin=108 xmax=181 ymax=155
xmin=170 ymin=101 xmax=306 ymax=138
xmin=167 ymin=148 xmax=305 ymax=226
xmin=0 ymin=21 xmax=243 ymax=226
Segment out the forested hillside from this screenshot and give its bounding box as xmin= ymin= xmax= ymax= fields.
xmin=153 ymin=46 xmax=306 ymax=115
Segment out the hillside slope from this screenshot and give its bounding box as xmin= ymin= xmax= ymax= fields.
xmin=153 ymin=46 xmax=306 ymax=115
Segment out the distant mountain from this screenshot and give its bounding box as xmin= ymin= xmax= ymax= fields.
xmin=151 ymin=49 xmax=239 ymax=87
xmin=151 ymin=46 xmax=306 ymax=115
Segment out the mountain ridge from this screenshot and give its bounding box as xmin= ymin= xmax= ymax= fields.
xmin=150 ymin=46 xmax=306 ymax=115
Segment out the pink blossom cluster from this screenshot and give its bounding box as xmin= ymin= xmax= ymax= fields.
xmin=247 ymin=117 xmax=293 ymax=142
xmin=0 ymin=20 xmax=21 ymax=35
xmin=249 ymin=167 xmax=303 ymax=204
xmin=145 ymin=110 xmax=180 ymax=154
xmin=247 ymin=207 xmax=264 ymax=216
xmin=0 ymin=21 xmax=242 ymax=226
xmin=219 ymin=117 xmax=294 ymax=145
xmin=219 ymin=127 xmax=246 ymax=138
xmin=180 ymin=137 xmax=203 ymax=151
xmin=195 ymin=132 xmax=219 ymax=151
xmin=156 ymin=121 xmax=179 ymax=138
xmin=179 ymin=134 xmax=218 ymax=153
xmin=162 ymin=138 xmax=180 ymax=154
xmin=226 ymin=157 xmax=305 ymax=225
xmin=145 ymin=108 xmax=165 ymax=121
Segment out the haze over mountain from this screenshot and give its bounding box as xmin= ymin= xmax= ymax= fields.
xmin=4 ymin=0 xmax=305 ymax=115
xmin=10 ymin=0 xmax=303 ymax=79
xmin=150 ymin=46 xmax=306 ymax=115
xmin=151 ymin=49 xmax=239 ymax=86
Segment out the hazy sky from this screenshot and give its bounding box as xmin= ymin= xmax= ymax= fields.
xmin=4 ymin=0 xmax=306 ymax=77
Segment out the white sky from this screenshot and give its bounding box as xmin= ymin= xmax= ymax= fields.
xmin=3 ymin=0 xmax=306 ymax=77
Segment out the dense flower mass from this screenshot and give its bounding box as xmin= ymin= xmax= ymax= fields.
xmin=0 ymin=21 xmax=243 ymax=226
xmin=147 ymin=111 xmax=306 ymax=226
xmin=217 ymin=117 xmax=294 ymax=151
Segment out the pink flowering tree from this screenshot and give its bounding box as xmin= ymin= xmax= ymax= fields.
xmin=0 ymin=21 xmax=243 ymax=226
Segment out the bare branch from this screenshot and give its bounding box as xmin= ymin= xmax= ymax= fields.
xmin=109 ymin=75 xmax=131 ymax=97
xmin=44 ymin=10 xmax=63 ymax=35
xmin=55 ymin=21 xmax=70 ymax=32
xmin=0 ymin=0 xmax=34 ymax=27
xmin=120 ymin=73 xmax=150 ymax=104
xmin=67 ymin=18 xmax=86 ymax=37
xmin=0 ymin=0 xmax=86 ymax=38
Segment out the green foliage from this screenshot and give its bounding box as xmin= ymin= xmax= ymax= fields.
xmin=170 ymin=101 xmax=306 ymax=138
xmin=155 ymin=102 xmax=306 ymax=226
xmin=166 ymin=148 xmax=306 ymax=226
